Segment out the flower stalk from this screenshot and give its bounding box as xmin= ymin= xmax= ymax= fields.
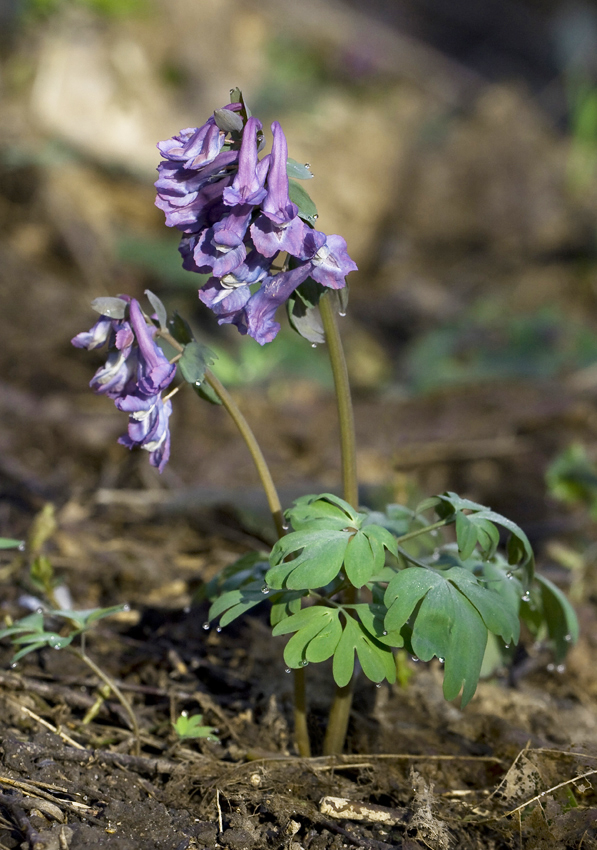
xmin=319 ymin=290 xmax=359 ymax=755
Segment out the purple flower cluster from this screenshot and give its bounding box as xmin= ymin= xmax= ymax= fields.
xmin=72 ymin=299 xmax=176 ymax=472
xmin=155 ymin=104 xmax=357 ymax=345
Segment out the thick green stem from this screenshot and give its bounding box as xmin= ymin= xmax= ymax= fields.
xmin=319 ymin=292 xmax=358 ymax=755
xmin=318 ymin=293 xmax=358 ymax=508
xmin=69 ymin=647 xmax=141 ymax=755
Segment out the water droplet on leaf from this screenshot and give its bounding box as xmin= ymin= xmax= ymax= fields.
xmin=216 ymin=627 xmax=222 ymax=633
xmin=411 ymin=656 xmax=419 ymax=663
xmin=564 ymin=633 xmax=572 ymax=642
xmin=122 ymin=603 xmax=130 ymax=612
xmin=521 ymin=591 xmax=530 ymax=602
xmin=504 ymin=644 xmax=510 ymax=649
xmin=261 ymin=585 xmax=270 ymax=594
xmin=18 ymin=542 xmax=25 ymax=552
xmin=438 ymin=657 xmax=445 ymax=664
xmin=382 ymin=631 xmax=388 ymax=636
xmin=181 ymin=710 xmax=188 ymax=717
xmin=375 ymin=683 xmax=382 ymax=688
xmin=202 ymin=622 xmax=210 ymax=631
xmin=311 ymin=343 xmax=317 ymax=348
xmin=339 ymin=311 xmax=346 ymax=317
xmin=285 ymin=668 xmax=291 ymax=674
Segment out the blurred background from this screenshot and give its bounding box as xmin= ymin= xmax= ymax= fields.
xmin=3 ymin=0 xmax=597 ymax=562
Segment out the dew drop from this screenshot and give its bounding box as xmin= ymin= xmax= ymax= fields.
xmin=304 ymin=163 xmax=311 ymax=168
xmin=557 ymin=664 xmax=566 ymax=674
xmin=547 ymin=663 xmax=555 ymax=672
xmin=411 ymin=656 xmax=419 ymax=663
xmin=382 ymin=630 xmax=388 ymax=636
xmin=181 ymin=710 xmax=188 ymax=717
xmin=261 ymin=585 xmax=270 ymax=595
xmin=285 ymin=668 xmax=292 ymax=674
xmin=521 ymin=591 xmax=531 ymax=602
xmin=339 ymin=311 xmax=346 ymax=317
xmin=506 ymin=571 xmax=514 ymax=580
xmin=311 ymin=343 xmax=317 ymax=349
xmin=202 ymin=622 xmax=210 ymax=631
xmin=122 ymin=603 xmax=131 ymax=612
xmin=10 ymin=662 xmax=18 ymax=669
xmin=504 ymin=644 xmax=510 ymax=650
xmin=438 ymin=657 xmax=445 ymax=664
xmin=375 ymin=683 xmax=382 ymax=689
xmin=301 ymin=660 xmax=309 ymax=667
xmin=195 ymin=381 xmax=201 ymax=387
xmin=216 ymin=627 xmax=222 ymax=634
xmin=18 ymin=542 xmax=25 ymax=552
xmin=36 ymin=607 xmax=44 ymax=614
xmin=564 ymin=633 xmax=572 ymax=642
xmin=313 ymin=214 xmax=319 ymax=220
xmin=212 ymin=728 xmax=220 ymax=735
xmin=282 ymin=522 xmax=290 ymax=531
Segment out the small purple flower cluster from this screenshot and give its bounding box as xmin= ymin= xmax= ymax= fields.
xmin=155 ymin=103 xmax=357 ymax=345
xmin=72 ymin=299 xmax=175 ymax=472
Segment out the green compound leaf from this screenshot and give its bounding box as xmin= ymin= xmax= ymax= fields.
xmin=384 ymin=566 xmax=521 ymax=705
xmin=344 ymin=531 xmax=376 ymax=588
xmin=455 ymin=512 xmax=478 ymax=561
xmin=353 ymin=603 xmax=404 ymax=648
xmin=273 ymin=606 xmax=336 ymax=667
xmin=267 ymin=529 xmax=351 ymax=590
xmin=286 ymin=493 xmax=362 ymax=531
xmin=202 ymin=551 xmax=269 ymax=602
xmin=306 ymin=612 xmax=343 ymax=662
xmin=534 ymin=574 xmax=579 ymax=662
xmin=51 ymin=604 xmax=129 ymax=631
xmin=332 ymin=616 xmax=396 ymax=687
xmin=416 ymin=492 xmax=535 ymax=588
xmin=270 ymin=591 xmax=305 ymax=627
xmin=208 ymin=585 xmax=267 ymax=627
xmin=288 ymin=179 xmax=318 ymax=225
xmin=362 ymin=524 xmax=398 ymax=559
xmin=178 ymin=341 xmax=218 ymax=385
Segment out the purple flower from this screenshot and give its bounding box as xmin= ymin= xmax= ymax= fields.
xmin=155 ymin=100 xmax=358 ymax=345
xmin=244 ymin=265 xmax=314 ymax=345
xmin=222 ymin=117 xmax=269 ymax=207
xmin=129 ymin=299 xmax=176 ymax=394
xmin=73 ymin=298 xmax=177 ymax=472
xmin=301 ymin=231 xmax=358 ymax=290
xmin=118 ymin=394 xmax=172 ymax=473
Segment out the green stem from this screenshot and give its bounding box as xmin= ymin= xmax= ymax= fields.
xmin=204 ymin=370 xmax=286 ymax=540
xmin=318 ymin=293 xmax=358 ymax=508
xmin=68 ymin=647 xmax=141 ymax=755
xmin=319 ymin=291 xmax=358 ymax=755
xmin=396 ymin=519 xmax=449 ymax=545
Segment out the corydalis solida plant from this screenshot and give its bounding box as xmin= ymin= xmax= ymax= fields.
xmin=73 ymin=90 xmax=579 ymax=757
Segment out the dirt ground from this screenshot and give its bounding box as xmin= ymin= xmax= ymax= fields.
xmin=2 ymin=374 xmax=597 ymax=850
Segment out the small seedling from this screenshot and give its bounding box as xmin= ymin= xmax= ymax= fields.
xmin=174 ymin=712 xmax=219 ymax=742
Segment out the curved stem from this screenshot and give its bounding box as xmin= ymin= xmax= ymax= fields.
xmin=68 ymin=647 xmax=141 ymax=755
xmin=319 ymin=291 xmax=358 ymax=755
xmin=204 ymin=370 xmax=286 ymax=540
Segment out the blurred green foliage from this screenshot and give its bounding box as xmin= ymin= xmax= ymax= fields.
xmin=406 ymin=306 xmax=597 ymax=393
xmin=546 ymin=443 xmax=597 ymax=519
xmin=22 ymin=0 xmax=147 ymax=18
